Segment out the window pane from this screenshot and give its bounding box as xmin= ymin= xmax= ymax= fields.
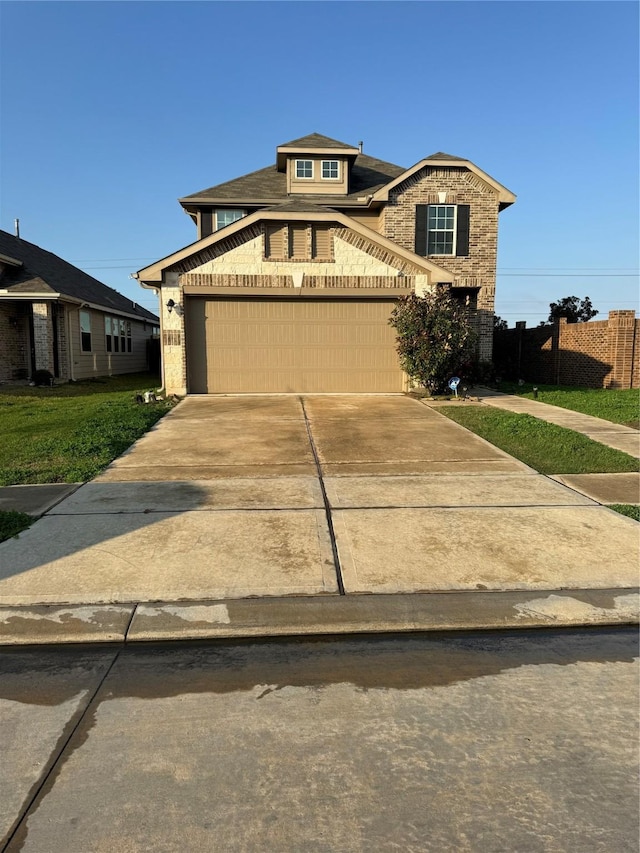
xmin=296 ymin=160 xmax=313 ymax=178
xmin=322 ymin=160 xmax=338 ymax=178
xmin=80 ymin=310 xmax=91 ymax=333
xmin=215 ymin=209 xmax=244 ymax=230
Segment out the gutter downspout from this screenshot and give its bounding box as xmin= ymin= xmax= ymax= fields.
xmin=133 ymin=273 xmax=164 ymax=391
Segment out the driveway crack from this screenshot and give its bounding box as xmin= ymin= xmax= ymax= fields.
xmin=299 ymin=397 xmax=345 ymax=596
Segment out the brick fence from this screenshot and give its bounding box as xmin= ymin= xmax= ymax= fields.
xmin=493 ymin=310 xmax=639 ymax=389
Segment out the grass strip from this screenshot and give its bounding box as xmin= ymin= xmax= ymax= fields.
xmin=0 ymin=373 xmax=174 ymax=485
xmin=494 ymin=383 xmax=639 ymax=427
xmin=440 ymin=407 xmax=639 ymax=474
xmin=0 ymin=511 xmax=33 ymax=543
xmin=609 ymin=504 xmax=640 ymax=522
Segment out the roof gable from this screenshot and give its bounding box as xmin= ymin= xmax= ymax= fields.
xmin=136 ymin=208 xmax=454 ymax=284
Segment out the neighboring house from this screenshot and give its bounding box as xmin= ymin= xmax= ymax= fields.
xmin=0 ymin=230 xmax=159 ymax=383
xmin=136 ymin=133 xmax=515 ymax=395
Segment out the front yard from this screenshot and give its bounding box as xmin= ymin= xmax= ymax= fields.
xmin=493 ymin=383 xmax=639 ymax=428
xmin=0 ymin=373 xmax=174 ymax=486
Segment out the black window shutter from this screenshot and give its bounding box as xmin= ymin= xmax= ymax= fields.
xmin=456 ymin=205 xmax=470 ymax=256
xmin=200 ymin=210 xmax=213 ymax=239
xmin=414 ymin=205 xmax=428 ymax=255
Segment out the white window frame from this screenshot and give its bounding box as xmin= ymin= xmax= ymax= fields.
xmin=427 ymin=205 xmax=457 ymax=256
xmin=321 ymin=160 xmax=340 ymax=180
xmin=214 ymin=209 xmax=245 ymax=231
xmin=105 ymin=315 xmax=132 ymax=354
xmin=295 ymin=159 xmax=314 ymax=179
xmin=80 ymin=309 xmax=92 ymax=353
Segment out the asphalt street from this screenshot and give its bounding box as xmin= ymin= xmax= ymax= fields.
xmin=2 ymin=627 xmax=638 ymax=852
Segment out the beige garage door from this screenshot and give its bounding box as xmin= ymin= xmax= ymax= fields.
xmin=185 ymin=297 xmax=404 ymax=393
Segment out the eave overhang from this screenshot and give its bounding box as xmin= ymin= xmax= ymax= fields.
xmin=0 ymin=252 xmax=23 ymax=268
xmin=276 ymin=145 xmax=359 ymax=171
xmin=135 ymin=209 xmax=455 ymax=286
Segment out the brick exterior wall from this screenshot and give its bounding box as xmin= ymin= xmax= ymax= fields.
xmin=0 ymin=303 xmax=30 ymax=381
xmin=494 ymin=311 xmax=640 ymax=388
xmin=32 ymin=302 xmax=54 ymax=374
xmin=382 ymin=166 xmax=501 ymax=360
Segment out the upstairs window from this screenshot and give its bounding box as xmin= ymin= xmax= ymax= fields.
xmin=321 ymin=160 xmax=339 ymax=179
xmin=80 ymin=310 xmax=92 ymax=352
xmin=295 ymin=160 xmax=313 ymax=179
xmin=415 ymin=204 xmax=470 ymax=258
xmin=215 ymin=209 xmax=245 ymax=231
xmin=427 ymin=205 xmax=456 ymax=255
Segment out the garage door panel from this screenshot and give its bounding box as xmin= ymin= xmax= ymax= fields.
xmin=186 ymin=298 xmax=403 ymax=393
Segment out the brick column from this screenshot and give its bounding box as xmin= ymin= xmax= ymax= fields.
xmin=606 ymin=310 xmax=637 ymax=389
xmin=31 ymin=302 xmax=54 ymax=374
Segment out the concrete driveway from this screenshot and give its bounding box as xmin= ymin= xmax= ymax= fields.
xmin=0 ymin=395 xmax=638 ymax=625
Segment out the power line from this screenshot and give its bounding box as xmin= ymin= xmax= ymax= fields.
xmin=498 ymin=273 xmax=638 ymax=278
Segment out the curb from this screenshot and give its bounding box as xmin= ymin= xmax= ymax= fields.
xmin=1 ymin=588 xmax=638 ymax=646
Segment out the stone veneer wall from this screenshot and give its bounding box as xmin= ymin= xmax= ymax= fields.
xmin=383 ymin=166 xmax=501 ymax=361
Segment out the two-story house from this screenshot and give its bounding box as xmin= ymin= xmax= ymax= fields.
xmin=136 ymin=133 xmax=515 ymax=395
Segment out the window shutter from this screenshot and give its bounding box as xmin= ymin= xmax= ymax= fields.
xmin=312 ymin=224 xmax=332 ymax=259
xmin=456 ymin=205 xmax=470 ymax=256
xmin=415 ymin=205 xmax=428 ymax=255
xmin=289 ymin=223 xmax=308 ymax=259
xmin=200 ymin=210 xmax=213 ymax=239
xmin=265 ymin=224 xmax=286 ymax=257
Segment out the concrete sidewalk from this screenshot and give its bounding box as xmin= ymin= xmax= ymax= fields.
xmin=0 ymin=395 xmax=638 ymax=645
xmin=475 ymin=387 xmax=640 ymax=459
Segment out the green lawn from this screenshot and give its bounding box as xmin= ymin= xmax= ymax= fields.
xmin=609 ymin=504 xmax=640 ymax=522
xmin=441 ymin=406 xmax=639 ymax=475
xmin=0 ymin=373 xmax=174 ymax=486
xmin=493 ymin=383 xmax=639 ymax=428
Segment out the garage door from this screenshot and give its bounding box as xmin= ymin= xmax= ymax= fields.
xmin=185 ymin=297 xmax=404 ymax=393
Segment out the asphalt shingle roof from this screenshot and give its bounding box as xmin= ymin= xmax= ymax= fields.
xmin=278 ymin=133 xmax=358 ymax=150
xmin=181 ymin=152 xmax=406 ymax=203
xmin=0 ymin=231 xmax=158 ymax=321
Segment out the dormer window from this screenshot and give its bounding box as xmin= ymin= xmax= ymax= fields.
xmin=295 ymin=160 xmax=313 ymax=179
xmin=321 ymin=160 xmax=340 ymax=179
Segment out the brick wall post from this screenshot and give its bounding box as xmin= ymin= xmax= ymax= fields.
xmin=606 ymin=310 xmax=637 ymax=389
xmin=553 ymin=318 xmax=566 ymax=385
xmin=31 ymin=302 xmax=54 ymax=375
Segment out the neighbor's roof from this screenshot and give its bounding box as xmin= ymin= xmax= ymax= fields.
xmin=0 ymin=230 xmax=158 ymax=321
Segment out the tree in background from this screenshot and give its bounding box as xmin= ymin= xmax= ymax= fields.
xmin=389 ymin=290 xmax=477 ymax=394
xmin=546 ymin=296 xmax=599 ymax=324
xmin=494 ymin=314 xmax=508 ymax=331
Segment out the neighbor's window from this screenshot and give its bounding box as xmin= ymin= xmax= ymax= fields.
xmin=105 ymin=316 xmax=112 ymax=352
xmin=295 ymin=160 xmax=313 ymax=179
xmin=105 ymin=316 xmax=132 ymax=353
xmin=214 ymin=209 xmax=245 ymax=231
xmin=427 ymin=205 xmax=457 ymax=255
xmin=80 ymin=310 xmax=92 ymax=352
xmin=321 ymin=160 xmax=339 ymax=179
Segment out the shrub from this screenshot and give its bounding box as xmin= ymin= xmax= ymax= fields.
xmin=389 ymin=290 xmax=477 ymax=394
xmin=32 ymin=369 xmax=54 ymax=386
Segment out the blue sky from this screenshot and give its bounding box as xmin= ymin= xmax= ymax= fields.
xmin=1 ymin=0 xmax=638 ymax=325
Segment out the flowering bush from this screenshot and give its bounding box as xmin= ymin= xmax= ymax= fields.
xmin=389 ymin=290 xmax=477 ymax=394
